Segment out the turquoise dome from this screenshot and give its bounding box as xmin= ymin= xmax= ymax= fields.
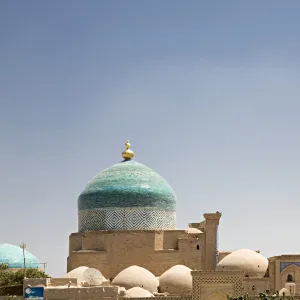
xmin=78 ymin=160 xmax=176 ymax=231
xmin=0 ymin=244 xmax=40 ymax=269
xmin=79 ymin=161 xmax=176 ymax=210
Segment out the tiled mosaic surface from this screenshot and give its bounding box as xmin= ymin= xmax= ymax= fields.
xmin=78 ymin=161 xmax=176 ymax=211
xmin=78 ymin=207 xmax=176 ymax=231
xmin=280 ymin=262 xmax=300 ymax=272
xmin=0 ymin=243 xmax=40 ymax=268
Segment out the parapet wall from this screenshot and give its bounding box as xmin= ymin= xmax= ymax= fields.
xmin=0 ymin=295 xmax=191 ymax=300
xmin=44 ymin=286 xmax=118 ymax=300
xmin=131 ymin=297 xmax=191 ymax=300
xmin=69 ymin=230 xmax=201 ymax=253
xmin=24 ymin=278 xmax=78 ymax=288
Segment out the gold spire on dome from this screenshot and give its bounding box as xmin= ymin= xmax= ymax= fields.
xmin=122 ymin=140 xmax=135 ymax=161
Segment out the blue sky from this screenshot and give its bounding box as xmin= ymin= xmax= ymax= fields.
xmin=0 ymin=1 xmax=300 ymax=276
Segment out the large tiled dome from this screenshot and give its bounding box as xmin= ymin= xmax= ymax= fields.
xmin=0 ymin=244 xmax=40 ymax=269
xmin=78 ymin=142 xmax=176 ymax=231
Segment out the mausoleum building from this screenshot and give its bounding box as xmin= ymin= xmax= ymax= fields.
xmin=18 ymin=141 xmax=300 ymax=300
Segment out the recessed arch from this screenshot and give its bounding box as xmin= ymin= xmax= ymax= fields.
xmin=205 ymin=290 xmax=227 ymax=300
xmin=287 ymin=274 xmax=294 ymax=282
xmin=280 ymin=264 xmax=298 ymax=288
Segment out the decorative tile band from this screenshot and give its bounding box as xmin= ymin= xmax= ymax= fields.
xmin=280 ymin=262 xmax=300 ymax=272
xmin=78 ymin=207 xmax=176 ymax=232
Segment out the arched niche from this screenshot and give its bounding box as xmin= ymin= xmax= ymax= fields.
xmin=205 ymin=290 xmax=227 ymax=300
xmin=280 ymin=264 xmax=299 ymax=289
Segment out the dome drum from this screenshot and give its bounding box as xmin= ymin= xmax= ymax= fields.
xmin=78 ymin=208 xmax=175 ymax=231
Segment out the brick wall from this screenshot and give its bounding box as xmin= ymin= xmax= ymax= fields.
xmin=68 ymin=230 xmax=203 ymax=278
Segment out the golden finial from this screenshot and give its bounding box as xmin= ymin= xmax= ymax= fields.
xmin=122 ymin=140 xmax=135 ymax=161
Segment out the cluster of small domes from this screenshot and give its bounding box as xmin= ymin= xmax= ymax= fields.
xmin=110 ymin=265 xmax=193 ymax=296
xmin=67 ymin=264 xmax=193 ymax=297
xmin=66 ymin=249 xmax=270 ymax=297
xmin=111 ymin=265 xmax=193 ymax=296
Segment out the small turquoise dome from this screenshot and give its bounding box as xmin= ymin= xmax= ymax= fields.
xmin=78 ymin=160 xmax=176 ymax=231
xmin=0 ymin=244 xmax=40 ymax=269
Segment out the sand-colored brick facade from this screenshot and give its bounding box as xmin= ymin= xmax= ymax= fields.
xmin=64 ymin=211 xmax=300 ymax=299
xmin=67 ymin=213 xmax=221 ymax=279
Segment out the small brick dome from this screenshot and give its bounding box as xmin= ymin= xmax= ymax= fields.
xmin=111 ymin=266 xmax=158 ymax=293
xmin=126 ymin=287 xmax=154 ymax=298
xmin=159 ymin=265 xmax=192 ymax=295
xmin=216 ymin=249 xmax=268 ymax=277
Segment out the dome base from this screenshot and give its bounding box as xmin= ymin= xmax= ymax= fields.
xmin=78 ymin=207 xmax=176 ymax=232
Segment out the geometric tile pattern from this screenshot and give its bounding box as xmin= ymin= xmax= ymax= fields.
xmin=78 ymin=207 xmax=176 ymax=232
xmin=192 ymin=271 xmax=244 ymax=298
xmin=280 ymin=262 xmax=300 ymax=272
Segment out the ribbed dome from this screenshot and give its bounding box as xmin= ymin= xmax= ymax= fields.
xmin=78 ymin=160 xmax=176 ymax=231
xmin=216 ymin=249 xmax=268 ymax=277
xmin=0 ymin=244 xmax=40 ymax=269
